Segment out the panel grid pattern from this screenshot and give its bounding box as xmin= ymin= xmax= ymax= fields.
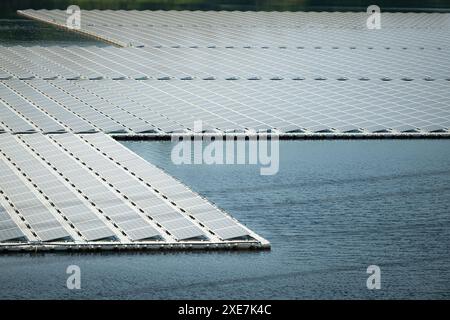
xmin=1 ymin=46 xmax=450 ymax=81
xmin=0 ymin=82 xmax=65 ymax=134
xmin=18 ymin=10 xmax=450 ymax=48
xmin=0 ymin=197 xmax=25 ymax=242
xmin=0 ymin=134 xmax=116 ymax=241
xmin=0 ymin=158 xmax=71 ymax=242
xmin=51 ymin=133 xmax=207 ymax=241
xmin=3 ymin=9 xmax=449 ymax=249
xmin=82 ymin=133 xmax=252 ymax=240
xmin=20 ymin=133 xmax=161 ymax=241
xmin=1 ymin=79 xmax=449 ymax=134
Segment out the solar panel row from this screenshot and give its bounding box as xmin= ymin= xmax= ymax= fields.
xmin=0 ymin=134 xmax=116 ymax=241
xmin=3 ymin=80 xmax=97 ymax=133
xmin=0 ymin=157 xmax=71 ymax=242
xmin=1 ymin=9 xmax=444 ymax=250
xmin=17 ymin=10 xmax=450 ymax=49
xmin=19 ymin=10 xmax=450 ymax=28
xmin=0 ymin=131 xmax=258 ymax=245
xmin=2 ymin=46 xmax=449 ymax=80
xmin=1 ymin=79 xmax=449 ymax=134
xmin=0 ymin=197 xmax=25 ymax=242
xmin=58 ymin=26 xmax=450 ymax=48
xmin=51 ymin=133 xmax=207 ymax=240
xmin=20 ymin=133 xmax=161 ymax=241
xmin=0 ymin=101 xmax=37 ymax=133
xmin=50 ymin=80 xmax=156 ymax=133
xmin=27 ymin=80 xmax=128 ymax=133
xmin=0 ymin=83 xmax=65 ymax=133
xmin=73 ymin=79 xmax=450 ymax=133
xmin=18 ymin=10 xmax=450 ymax=28
xmin=81 ymin=133 xmax=252 ymax=240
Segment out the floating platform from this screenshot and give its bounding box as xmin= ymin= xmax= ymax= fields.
xmin=4 ymin=10 xmax=450 ymax=135
xmin=0 ymin=79 xmax=449 ymax=135
xmin=17 ymin=10 xmax=450 ymax=48
xmin=1 ymin=45 xmax=450 ymax=81
xmin=0 ymin=132 xmax=269 ymax=252
xmin=2 ymin=9 xmax=450 ymax=251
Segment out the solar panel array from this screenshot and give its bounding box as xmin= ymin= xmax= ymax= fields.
xmin=81 ymin=133 xmax=252 ymax=240
xmin=0 ymin=157 xmax=71 ymax=242
xmin=3 ymin=10 xmax=450 ymax=134
xmin=0 ymin=79 xmax=449 ymax=134
xmin=17 ymin=10 xmax=450 ymax=27
xmin=0 ymin=131 xmax=261 ymax=247
xmin=1 ymin=46 xmax=450 ymax=81
xmin=17 ymin=10 xmax=450 ymax=48
xmin=0 ymin=195 xmax=25 ymax=242
xmin=2 ymin=9 xmax=450 ymax=249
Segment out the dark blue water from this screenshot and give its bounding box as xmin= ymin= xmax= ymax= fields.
xmin=1 ymin=140 xmax=449 ymax=299
xmin=0 ymin=19 xmax=106 ymax=45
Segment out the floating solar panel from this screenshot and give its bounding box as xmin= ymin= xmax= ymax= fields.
xmin=51 ymin=133 xmax=207 ymax=241
xmin=1 ymin=78 xmax=449 ymax=134
xmin=3 ymin=9 xmax=450 ymax=250
xmin=0 ymin=99 xmax=37 ymax=133
xmin=17 ymin=10 xmax=450 ymax=28
xmin=0 ymin=158 xmax=71 ymax=242
xmin=0 ymin=201 xmax=25 ymax=242
xmin=28 ymin=80 xmax=129 ymax=134
xmin=82 ymin=133 xmax=253 ymax=240
xmin=0 ymin=82 xmax=66 ymax=134
xmin=1 ymin=46 xmax=449 ymax=81
xmin=20 ymin=133 xmax=162 ymax=241
xmin=79 ymin=79 xmax=450 ymax=134
xmin=50 ymin=79 xmax=155 ymax=133
xmin=0 ymin=50 xmax=35 ymax=79
xmin=0 ymin=134 xmax=116 ymax=241
xmin=4 ymin=80 xmax=97 ymax=134
xmin=17 ymin=10 xmax=450 ymax=48
xmin=5 ymin=46 xmax=80 ymax=80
